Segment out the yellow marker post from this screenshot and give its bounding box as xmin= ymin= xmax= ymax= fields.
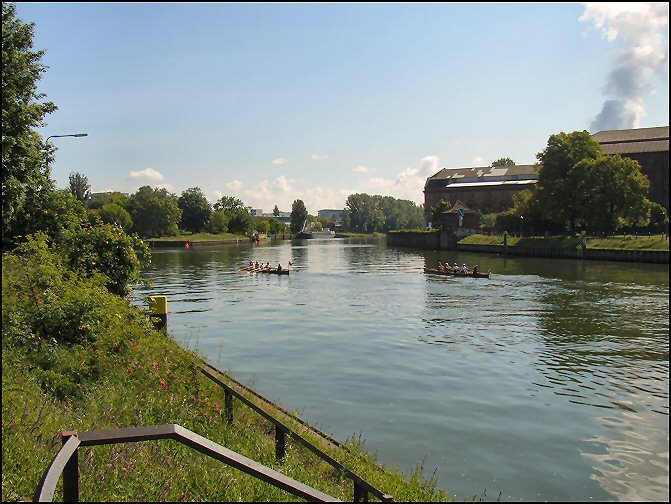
xmin=148 ymin=295 xmax=168 ymax=332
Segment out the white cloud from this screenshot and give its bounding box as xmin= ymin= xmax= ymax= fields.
xmin=226 ymin=180 xmax=243 ymax=192
xmin=272 ymin=158 xmax=288 ymax=166
xmin=311 ymin=154 xmax=328 ymax=160
xmin=353 ymin=165 xmax=370 ymax=173
xmin=472 ymin=156 xmax=485 ymax=165
xmin=128 ymin=167 xmax=164 ymax=181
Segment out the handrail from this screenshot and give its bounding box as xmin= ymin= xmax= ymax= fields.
xmin=33 ymin=424 xmax=339 ymax=502
xmin=199 ymin=365 xmax=394 ymax=502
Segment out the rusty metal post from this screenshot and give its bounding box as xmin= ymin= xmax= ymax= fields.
xmin=61 ymin=431 xmax=79 ymax=502
xmin=275 ymin=426 xmax=285 ymax=461
xmin=224 ymin=389 xmax=233 ymax=424
xmin=354 ymin=481 xmax=368 ymax=502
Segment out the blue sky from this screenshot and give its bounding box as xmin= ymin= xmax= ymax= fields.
xmin=16 ymin=2 xmax=669 ymax=214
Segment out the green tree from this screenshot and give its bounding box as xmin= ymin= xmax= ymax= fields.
xmin=273 ymin=205 xmax=280 ymax=217
xmin=213 ymin=195 xmax=245 ymax=211
xmin=58 ymin=223 xmax=150 ymax=296
xmin=492 ymin=157 xmax=516 ymax=166
xmin=68 ymin=171 xmax=91 ymax=201
xmin=97 ymin=202 xmax=134 ymax=232
xmin=535 ymin=130 xmax=603 ymax=233
xmin=290 ymin=199 xmax=308 ymax=233
xmin=579 ymin=154 xmax=651 ymax=233
xmin=126 ymin=186 xmax=182 ymax=238
xmin=208 ymin=209 xmax=229 ymax=234
xmin=430 ymin=199 xmax=452 ymax=230
xmin=178 ymin=187 xmax=212 ymax=233
xmin=2 ymin=3 xmax=58 ymax=249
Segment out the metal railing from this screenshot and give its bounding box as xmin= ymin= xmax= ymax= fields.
xmin=199 ymin=364 xmax=394 ymax=502
xmin=33 ymin=424 xmax=339 ymax=502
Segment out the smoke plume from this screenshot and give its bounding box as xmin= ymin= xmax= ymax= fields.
xmin=580 ymin=3 xmax=669 ymax=132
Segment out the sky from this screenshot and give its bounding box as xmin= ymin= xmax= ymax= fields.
xmin=15 ymin=2 xmax=670 ymax=215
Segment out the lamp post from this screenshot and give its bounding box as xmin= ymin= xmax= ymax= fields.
xmin=44 ymin=133 xmax=88 ymax=172
xmin=520 ymin=215 xmax=524 ymax=237
xmin=45 ymin=133 xmax=88 ymax=145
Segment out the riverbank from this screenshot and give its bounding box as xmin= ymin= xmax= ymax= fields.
xmin=387 ymin=231 xmax=669 ymax=263
xmin=1 ymin=247 xmax=452 ymax=502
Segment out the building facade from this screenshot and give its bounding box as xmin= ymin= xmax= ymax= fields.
xmin=424 ymin=164 xmax=538 ymax=218
xmin=592 ymin=126 xmax=669 ymax=211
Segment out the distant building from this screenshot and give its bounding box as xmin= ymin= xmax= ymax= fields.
xmin=424 ymin=164 xmax=538 ymax=218
xmin=592 ymin=126 xmax=669 ymax=210
xmin=260 ymin=210 xmax=291 ymax=225
xmin=250 ymin=209 xmax=264 ymax=216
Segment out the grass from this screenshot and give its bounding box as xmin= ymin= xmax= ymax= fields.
xmin=2 ymin=248 xmax=456 ymax=502
xmin=459 ymin=233 xmax=669 ymax=250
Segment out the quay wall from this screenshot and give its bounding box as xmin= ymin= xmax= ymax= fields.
xmin=387 ymin=232 xmax=669 ymax=264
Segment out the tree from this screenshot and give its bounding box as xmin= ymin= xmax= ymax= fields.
xmin=208 ymin=209 xmax=229 ymax=234
xmin=213 ymin=195 xmax=244 ymax=211
xmin=2 ymin=3 xmax=58 ymax=249
xmin=578 ymin=154 xmax=651 ymax=233
xmin=126 ymin=186 xmax=182 ymax=238
xmin=212 ymin=195 xmax=252 ymax=235
xmin=430 ymin=199 xmax=452 ymax=230
xmin=97 ymin=202 xmax=133 ymax=232
xmin=273 ymin=205 xmax=280 ymax=217
xmin=492 ymin=157 xmax=516 ymax=166
xmin=534 ymin=131 xmax=603 ymax=233
xmin=58 ymin=223 xmax=150 ymax=296
xmin=68 ymin=172 xmax=91 ymax=201
xmin=178 ymin=187 xmax=212 ymax=233
xmin=290 ymin=199 xmax=308 ymax=233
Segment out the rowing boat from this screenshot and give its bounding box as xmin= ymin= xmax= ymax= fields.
xmin=240 ymin=266 xmax=289 ymax=275
xmin=424 ymin=267 xmax=490 ymax=279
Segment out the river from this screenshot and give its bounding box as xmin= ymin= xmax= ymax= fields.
xmin=133 ymin=237 xmax=669 ymax=501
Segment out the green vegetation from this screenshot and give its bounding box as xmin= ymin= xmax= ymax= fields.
xmin=343 ymin=194 xmax=424 ymax=233
xmin=459 ymin=233 xmax=669 ymax=251
xmin=290 ymin=199 xmax=309 ymax=233
xmin=2 ymin=236 xmax=453 ymax=502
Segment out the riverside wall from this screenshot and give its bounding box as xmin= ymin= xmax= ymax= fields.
xmin=386 ymin=232 xmax=669 ymax=264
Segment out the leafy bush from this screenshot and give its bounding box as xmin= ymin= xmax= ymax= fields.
xmin=57 ymin=223 xmax=150 ymax=296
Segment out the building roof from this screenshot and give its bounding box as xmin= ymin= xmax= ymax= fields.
xmin=592 ymin=126 xmax=669 ymax=155
xmin=444 ymin=200 xmax=476 ymax=214
xmin=426 ymin=164 xmax=538 ymax=190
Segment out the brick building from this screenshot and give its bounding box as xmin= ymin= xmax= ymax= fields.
xmin=424 ymin=164 xmax=538 ymax=218
xmin=591 ymin=126 xmax=669 ymax=211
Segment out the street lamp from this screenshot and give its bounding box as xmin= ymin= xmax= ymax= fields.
xmin=45 ymin=133 xmax=88 ymax=145
xmin=520 ymin=215 xmax=524 ymax=237
xmin=44 ymin=133 xmax=88 ymax=170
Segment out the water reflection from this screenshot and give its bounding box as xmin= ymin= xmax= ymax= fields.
xmin=136 ymin=240 xmax=669 ymax=501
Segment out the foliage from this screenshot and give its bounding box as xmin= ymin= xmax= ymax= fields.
xmin=127 ymin=186 xmax=182 ymax=238
xmin=578 ymin=154 xmax=651 ymax=233
xmin=96 ymin=202 xmax=134 ymax=232
xmin=430 ymin=199 xmax=451 ymax=229
xmin=178 ymin=187 xmax=212 ymax=233
xmin=208 ymin=209 xmax=230 ymax=234
xmin=267 ymin=217 xmax=284 ymax=235
xmin=212 ymin=195 xmax=253 ymax=235
xmin=290 ymin=199 xmax=308 ymax=233
xmin=534 ymin=130 xmax=603 ymax=233
xmin=8 ymin=186 xmax=88 ymax=245
xmin=2 ymin=3 xmax=58 ymax=249
xmin=86 ymin=191 xmax=129 ymax=210
xmin=491 ymin=157 xmax=515 ymax=166
xmin=68 ymin=171 xmax=91 ymax=201
xmin=57 ymin=224 xmax=151 ymax=296
xmin=343 ymin=193 xmax=424 ymax=233
xmin=273 ymin=205 xmax=280 ymax=216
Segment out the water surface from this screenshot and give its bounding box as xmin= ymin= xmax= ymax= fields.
xmin=134 ymin=238 xmax=669 ymax=501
